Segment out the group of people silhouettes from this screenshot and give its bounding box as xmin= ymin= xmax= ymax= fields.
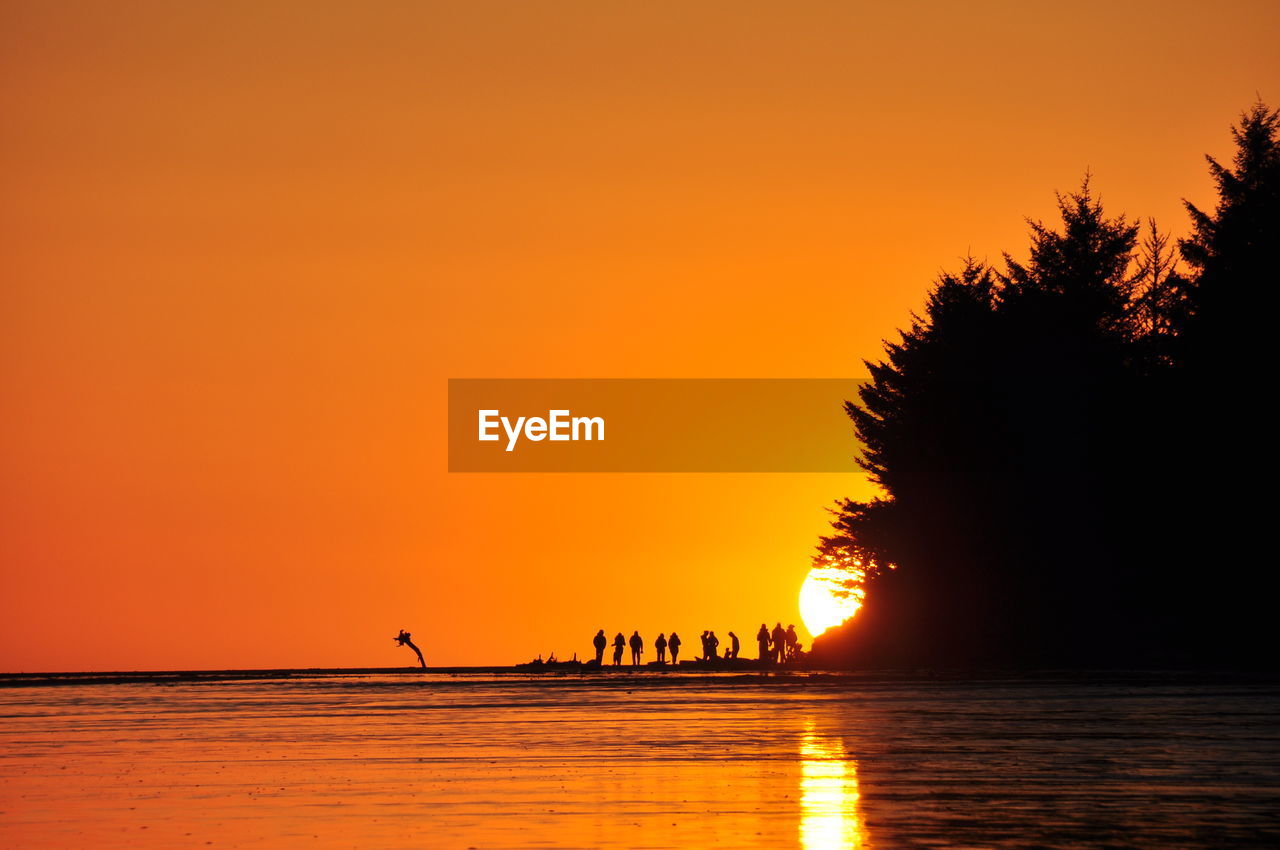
xmin=757 ymin=622 xmax=801 ymax=662
xmin=594 ymin=630 xmax=682 ymax=665
xmin=591 ymin=622 xmax=802 ymax=666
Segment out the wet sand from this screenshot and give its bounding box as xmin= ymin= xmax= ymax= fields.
xmin=2 ymin=671 xmax=1277 ymax=848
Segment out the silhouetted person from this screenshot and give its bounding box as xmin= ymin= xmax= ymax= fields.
xmin=699 ymin=630 xmax=709 ymax=658
xmin=785 ymin=625 xmax=799 ymax=661
xmin=669 ymin=631 xmax=682 ymax=663
xmin=727 ymin=631 xmax=740 ymax=659
xmin=629 ymin=631 xmax=644 ymax=665
xmin=612 ymin=632 xmax=625 ymax=666
xmin=655 ymin=632 xmax=668 ymax=664
xmin=706 ymin=630 xmax=720 ymax=659
xmin=393 ymin=629 xmax=425 ymax=669
xmin=593 ymin=629 xmax=607 ymax=665
xmin=757 ymin=623 xmax=770 ymax=661
xmin=771 ymin=622 xmax=786 ymax=663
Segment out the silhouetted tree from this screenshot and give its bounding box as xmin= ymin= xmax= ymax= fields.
xmin=1179 ymin=102 xmax=1280 ymax=357
xmin=816 ymin=184 xmax=1157 ymax=666
xmin=1000 ymin=179 xmax=1137 ymax=333
xmin=1173 ymin=102 xmax=1279 ymax=660
xmin=1129 ymin=219 xmax=1185 ymax=366
xmin=853 ymin=259 xmax=1001 ymax=498
xmin=813 ymin=104 xmax=1278 ymax=669
xmin=821 ymin=260 xmax=1009 ymax=662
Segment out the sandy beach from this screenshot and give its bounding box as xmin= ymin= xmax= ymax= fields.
xmin=2 ymin=671 xmax=1277 ymax=848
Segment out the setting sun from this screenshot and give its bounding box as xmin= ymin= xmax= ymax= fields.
xmin=799 ymin=566 xmax=862 ymax=637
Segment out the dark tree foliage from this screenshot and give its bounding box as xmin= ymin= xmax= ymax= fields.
xmin=1173 ymin=102 xmax=1280 ymax=655
xmin=1129 ymin=219 xmax=1184 ymax=364
xmin=1180 ymin=101 xmax=1280 ymax=348
xmin=813 ymin=104 xmax=1277 ymax=669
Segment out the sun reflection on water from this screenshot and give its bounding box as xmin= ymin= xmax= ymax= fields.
xmin=800 ymin=723 xmax=867 ymax=849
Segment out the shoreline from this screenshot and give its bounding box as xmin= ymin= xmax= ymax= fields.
xmin=3 ymin=665 xmax=1277 ymax=689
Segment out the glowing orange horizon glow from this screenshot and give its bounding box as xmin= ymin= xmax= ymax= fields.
xmin=1 ymin=2 xmax=1277 ymax=671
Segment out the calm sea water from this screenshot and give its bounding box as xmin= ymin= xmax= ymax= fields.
xmin=2 ymin=671 xmax=1277 ymax=848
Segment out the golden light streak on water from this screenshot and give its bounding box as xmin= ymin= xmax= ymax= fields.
xmin=799 ymin=721 xmax=867 ymax=849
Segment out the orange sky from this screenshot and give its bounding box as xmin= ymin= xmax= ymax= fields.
xmin=2 ymin=2 xmax=1277 ymax=671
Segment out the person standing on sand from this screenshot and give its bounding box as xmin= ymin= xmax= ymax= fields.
xmin=785 ymin=625 xmax=799 ymax=661
xmin=706 ymin=631 xmax=720 ymax=659
xmin=669 ymin=632 xmax=682 ymax=664
xmin=393 ymin=629 xmax=426 ymax=669
xmin=771 ymin=622 xmax=786 ymax=663
xmin=629 ymin=631 xmax=644 ymax=665
xmin=612 ymin=632 xmax=626 ymax=666
xmin=655 ymin=633 xmax=668 ymax=664
xmin=727 ymin=631 xmax=740 ymax=659
xmin=593 ymin=629 xmax=607 ymax=665
xmin=757 ymin=623 xmax=771 ymax=661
